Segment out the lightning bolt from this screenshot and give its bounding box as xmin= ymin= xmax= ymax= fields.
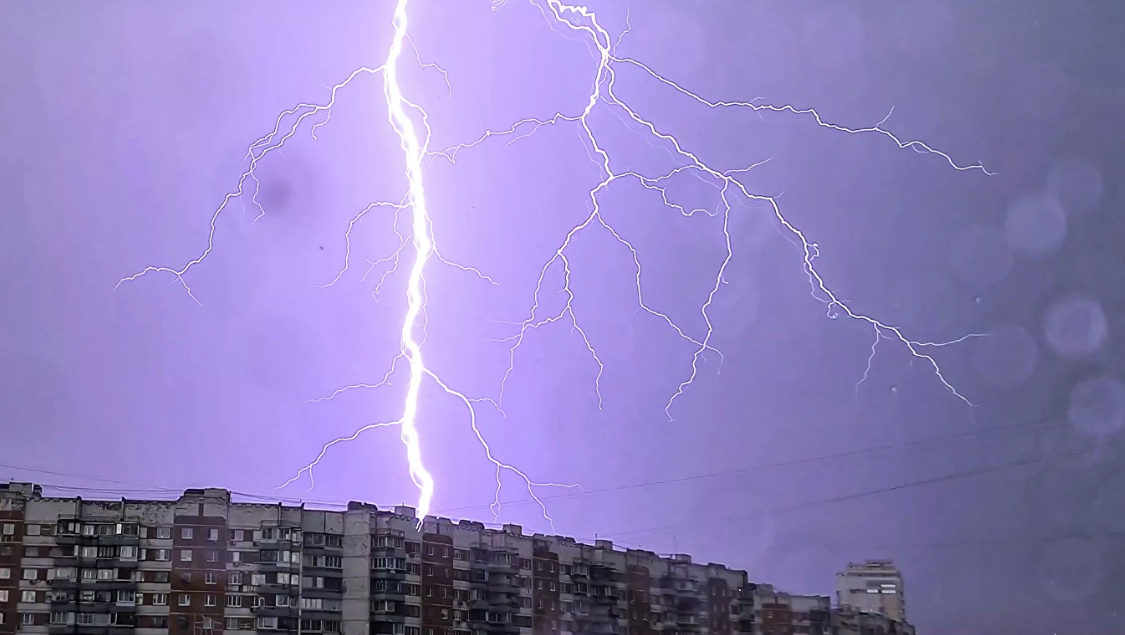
xmin=117 ymin=0 xmax=990 ymax=529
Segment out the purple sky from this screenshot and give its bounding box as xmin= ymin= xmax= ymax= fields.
xmin=3 ymin=1 xmax=1125 ymax=632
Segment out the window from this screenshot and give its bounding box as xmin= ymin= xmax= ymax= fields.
xmin=257 ymin=617 xmax=278 ymax=630
xmin=21 ymin=613 xmax=35 ymax=626
xmin=231 ymin=551 xmax=242 ymax=563
xmin=276 ymin=595 xmax=290 ymax=607
xmin=227 ymin=595 xmax=242 ymax=607
xmin=226 ymin=618 xmax=241 ymax=630
xmin=425 ymin=545 xmax=434 ymax=556
xmin=23 ymin=568 xmax=38 ymax=581
xmin=253 ymin=596 xmax=265 ymax=608
xmin=157 ymin=527 xmax=172 ymax=539
xmin=204 ymin=595 xmax=216 ymax=607
xmin=0 ymin=591 xmax=7 ymax=603
xmin=50 ymin=612 xmax=71 ymax=625
xmin=208 ymin=528 xmax=219 ymax=542
xmin=21 ymin=591 xmax=35 ymax=602
xmin=152 ymin=594 xmax=168 ymax=606
xmin=119 ymin=546 xmax=137 ymax=560
xmin=178 ymin=594 xmax=190 ymax=607
xmin=205 ymin=572 xmax=217 ymax=585
xmin=425 ymin=564 xmax=434 ymax=577
xmin=252 ymin=574 xmax=266 ymax=586
xmin=1 ymin=523 xmax=13 ymax=535
xmin=207 ymin=550 xmax=218 ymax=562
xmin=231 ymin=529 xmax=245 ymax=542
xmin=229 ymin=572 xmax=242 ymax=585
xmin=116 ymin=591 xmax=136 ymax=605
xmin=0 ymin=568 xmax=8 ymax=579
xmin=181 ymin=527 xmax=193 ymax=540
xmin=154 ymin=571 xmax=169 ymax=583
xmin=25 ymin=525 xmax=40 ymax=536
xmin=180 ymin=572 xmax=192 ymax=585
xmin=373 ymin=557 xmax=406 ymax=571
xmin=155 ymin=549 xmax=169 ymax=561
xmin=180 ymin=549 xmax=192 ymax=562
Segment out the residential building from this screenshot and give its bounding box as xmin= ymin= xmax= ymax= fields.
xmin=744 ymin=584 xmax=829 ymax=635
xmin=834 ymin=561 xmax=904 ymax=622
xmin=0 ymin=483 xmax=759 ymax=635
xmin=828 ymin=609 xmax=914 ymax=635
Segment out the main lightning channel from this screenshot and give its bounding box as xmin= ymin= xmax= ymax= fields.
xmin=384 ymin=0 xmax=436 ymax=521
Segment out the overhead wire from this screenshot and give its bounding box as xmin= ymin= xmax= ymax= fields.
xmin=0 ymin=411 xmax=1079 ymax=538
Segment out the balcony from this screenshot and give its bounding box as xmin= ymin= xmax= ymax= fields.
xmin=486 ymin=560 xmax=518 ymax=575
xmin=674 ymin=614 xmax=704 ymax=630
xmin=369 ymin=589 xmax=406 ymax=602
xmin=487 ymin=621 xmax=520 ymax=634
xmin=253 ymin=605 xmax=301 ymax=618
xmin=488 ymin=577 xmax=520 ymax=595
xmin=370 ymin=569 xmax=407 ymax=581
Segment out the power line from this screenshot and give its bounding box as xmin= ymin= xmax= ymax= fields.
xmin=595 ymin=446 xmax=1093 ymax=543
xmin=428 ymin=412 xmax=1065 ymax=516
xmin=0 ymin=412 xmax=1069 ymax=519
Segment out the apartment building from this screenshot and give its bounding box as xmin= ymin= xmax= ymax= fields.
xmin=827 ymin=610 xmax=913 ymax=635
xmin=0 ymin=483 xmax=760 ymax=635
xmin=743 ymin=584 xmax=829 ymax=635
xmin=833 ymin=562 xmax=904 ymax=622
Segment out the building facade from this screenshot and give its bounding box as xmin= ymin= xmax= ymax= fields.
xmin=828 ymin=610 xmax=914 ymax=635
xmin=833 ymin=562 xmax=904 ymax=622
xmin=0 ymin=484 xmax=760 ymax=635
xmin=743 ymin=584 xmax=829 ymax=635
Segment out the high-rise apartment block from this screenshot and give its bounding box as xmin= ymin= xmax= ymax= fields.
xmin=1 ymin=484 xmax=916 ymax=635
xmin=743 ymin=584 xmax=830 ymax=635
xmin=0 ymin=484 xmax=761 ymax=635
xmin=834 ymin=561 xmax=904 ymax=622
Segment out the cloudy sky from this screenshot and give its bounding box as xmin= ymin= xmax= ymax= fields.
xmin=3 ymin=1 xmax=1124 ymax=632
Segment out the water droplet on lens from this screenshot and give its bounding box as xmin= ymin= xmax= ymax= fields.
xmin=1068 ymin=375 xmax=1125 ymax=438
xmin=1043 ymin=296 xmax=1108 ymax=360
